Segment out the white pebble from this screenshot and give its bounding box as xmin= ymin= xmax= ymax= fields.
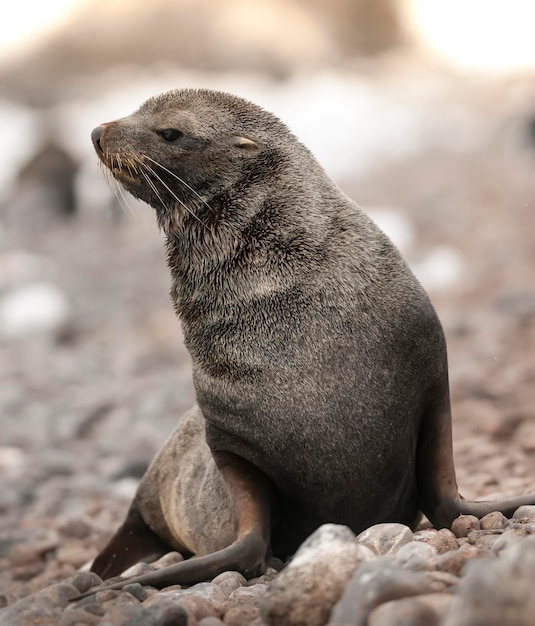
xmin=0 ymin=282 xmax=71 ymax=338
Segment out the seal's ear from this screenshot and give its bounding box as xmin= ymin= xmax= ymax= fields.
xmin=232 ymin=136 xmax=259 ymax=151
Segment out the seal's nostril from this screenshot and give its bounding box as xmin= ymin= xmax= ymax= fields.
xmin=91 ymin=125 xmax=104 ymax=152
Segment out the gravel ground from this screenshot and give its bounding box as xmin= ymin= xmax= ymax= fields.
xmin=0 ymin=130 xmax=534 ymax=624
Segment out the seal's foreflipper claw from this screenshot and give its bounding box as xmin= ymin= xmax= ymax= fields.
xmin=90 ymin=503 xmax=171 ymax=581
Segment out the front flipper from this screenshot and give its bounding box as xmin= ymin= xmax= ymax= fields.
xmin=90 ymin=503 xmax=172 ymax=581
xmin=75 ymin=452 xmax=273 ymax=600
xmin=417 ymin=391 xmax=535 ymax=528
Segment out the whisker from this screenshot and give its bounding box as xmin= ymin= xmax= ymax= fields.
xmin=140 ymin=154 xmax=214 ymax=215
xmin=138 ymin=159 xmax=211 ymax=232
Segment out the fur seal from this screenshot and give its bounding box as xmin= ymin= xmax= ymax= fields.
xmin=84 ymin=88 xmax=535 ymax=594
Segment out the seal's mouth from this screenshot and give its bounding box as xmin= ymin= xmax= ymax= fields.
xmin=91 ymin=124 xmax=139 ymax=184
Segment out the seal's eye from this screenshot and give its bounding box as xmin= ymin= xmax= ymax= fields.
xmin=158 ymin=129 xmax=183 ymax=142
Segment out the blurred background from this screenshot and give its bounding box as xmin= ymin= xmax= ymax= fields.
xmin=0 ymin=0 xmax=534 ymax=598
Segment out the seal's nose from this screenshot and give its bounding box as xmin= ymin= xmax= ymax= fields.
xmin=91 ymin=125 xmax=104 ymax=153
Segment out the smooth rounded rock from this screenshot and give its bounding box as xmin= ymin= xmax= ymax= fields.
xmin=436 ymin=545 xmax=482 ymax=577
xmin=513 ymin=505 xmax=535 ymax=521
xmin=228 ymin=584 xmax=268 ymax=606
xmin=480 ymin=511 xmax=509 ymax=530
xmin=329 ymin=556 xmax=433 ymax=626
xmin=261 ymin=524 xmax=370 ymax=626
xmin=428 ymin=529 xmax=459 ymax=554
xmin=223 ymin=604 xmax=261 ymax=625
xmin=394 ymin=541 xmax=437 ymax=571
xmin=368 ymin=592 xmax=453 ymax=626
xmin=451 ymin=515 xmax=481 ymax=538
xmin=356 ymin=523 xmax=413 ymax=555
xmin=444 ymin=537 xmax=535 ymax=625
xmin=212 ymin=571 xmax=247 ymax=594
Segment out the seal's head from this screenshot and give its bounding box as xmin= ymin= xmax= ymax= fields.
xmin=91 ymin=89 xmax=301 ymax=234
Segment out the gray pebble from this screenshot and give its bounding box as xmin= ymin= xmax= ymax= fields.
xmin=121 ymin=561 xmax=156 ymax=577
xmin=394 ymin=541 xmax=437 ymax=571
xmin=57 ymin=516 xmax=93 ymax=539
xmin=228 ymin=584 xmax=268 ymax=606
xmin=261 ymin=524 xmax=371 ymax=626
xmin=212 ymin=570 xmax=247 ymax=593
xmin=8 ymin=538 xmax=58 ymax=566
xmin=329 ymin=556 xmax=433 ymax=626
xmin=122 ymin=583 xmax=147 ymax=602
xmin=513 ymin=505 xmax=535 ymax=521
xmin=480 ymin=511 xmax=509 ymax=530
xmin=368 ymin=593 xmax=453 ymax=626
xmin=424 ymin=570 xmax=460 ymax=592
xmin=444 ymin=536 xmax=535 ymax=625
xmin=40 ymin=582 xmax=80 ymax=606
xmin=436 ymin=545 xmax=482 ymax=577
xmin=151 ymin=550 xmax=184 ymax=569
xmin=224 ymin=604 xmax=261 ymax=626
xmin=356 ymin=523 xmax=413 ymax=555
xmin=413 ymin=529 xmax=437 ymax=542
xmin=493 ymin=527 xmax=528 ymax=552
xmin=69 ymin=571 xmax=103 ymax=594
xmin=57 ymin=607 xmax=101 ymax=626
xmin=199 ymin=619 xmax=225 ymax=626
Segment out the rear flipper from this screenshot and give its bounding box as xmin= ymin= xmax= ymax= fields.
xmin=90 ymin=503 xmax=172 ymax=581
xmin=416 ymin=390 xmax=535 ymax=529
xmin=73 ymin=452 xmax=273 ymax=601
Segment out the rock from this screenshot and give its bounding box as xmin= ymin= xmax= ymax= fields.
xmin=199 ymin=618 xmax=225 ymax=626
xmin=466 ymin=530 xmax=502 ymax=550
xmin=56 ymin=545 xmax=94 ymax=569
xmin=145 ymin=583 xmax=228 ymax=615
xmin=69 ymin=571 xmax=102 ymax=594
xmin=199 ymin=619 xmax=225 ymax=626
xmin=513 ymin=420 xmax=535 ymax=452
xmin=40 ymin=582 xmax=80 ymax=606
xmin=212 ymin=571 xmax=247 ymax=594
xmin=121 ymin=561 xmax=156 ymax=578
xmin=513 ymin=505 xmax=535 ymax=521
xmin=122 ymin=583 xmax=148 ymax=602
xmin=451 ymin=515 xmax=481 ymax=538
xmin=8 ymin=538 xmax=58 ymax=566
xmin=329 ymin=556 xmax=433 ymax=626
xmin=356 ymin=523 xmax=413 ymax=555
xmin=493 ymin=528 xmax=528 ymax=552
xmin=100 ymin=600 xmax=189 ymax=626
xmin=175 ymin=594 xmax=219 ymax=621
xmin=368 ymin=592 xmax=453 ymax=626
xmin=223 ymin=604 xmax=261 ymax=626
xmin=480 ymin=511 xmax=509 ymax=530
xmin=0 ymin=595 xmax=59 ymax=626
xmin=261 ymin=524 xmax=370 ymax=626
xmin=412 ymin=529 xmax=438 ymax=542
xmin=152 ymin=551 xmax=184 ymax=569
xmin=444 ymin=537 xmax=535 ymax=625
xmin=424 ymin=570 xmax=459 ymax=592
xmin=228 ymin=584 xmax=268 ymax=606
xmin=57 ymin=607 xmax=101 ymax=626
xmin=428 ymin=529 xmax=459 ymax=554
xmin=0 ymin=447 xmax=26 ymax=479
xmin=435 ymin=545 xmax=482 ymax=577
xmin=57 ymin=516 xmax=93 ymax=539
xmin=0 ymin=282 xmax=71 ymax=339
xmin=394 ymin=541 xmax=437 ymax=571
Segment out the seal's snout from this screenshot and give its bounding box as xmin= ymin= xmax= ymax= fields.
xmin=91 ymin=125 xmax=105 ymax=154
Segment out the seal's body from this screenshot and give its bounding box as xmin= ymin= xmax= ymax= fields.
xmin=85 ymin=89 xmax=535 ymax=593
